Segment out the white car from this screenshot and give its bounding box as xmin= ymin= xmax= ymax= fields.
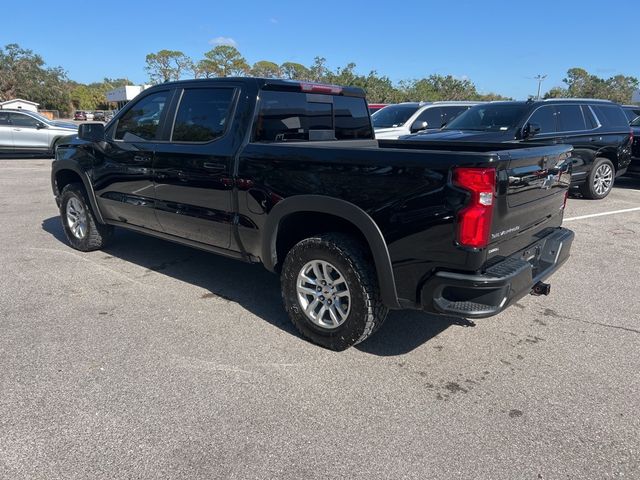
xmin=0 ymin=109 xmax=78 ymax=155
xmin=372 ymin=101 xmax=479 ymax=139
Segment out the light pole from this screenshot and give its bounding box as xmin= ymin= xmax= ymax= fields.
xmin=534 ymin=74 xmax=547 ymax=100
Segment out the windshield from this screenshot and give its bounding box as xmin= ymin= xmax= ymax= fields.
xmin=372 ymin=104 xmax=420 ymax=128
xmin=26 ymin=111 xmax=53 ymax=123
xmin=631 ymin=116 xmax=640 ymax=127
xmin=444 ymin=104 xmax=529 ymax=131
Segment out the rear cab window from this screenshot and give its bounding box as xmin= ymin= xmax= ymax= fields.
xmin=253 ymin=89 xmax=373 ymax=142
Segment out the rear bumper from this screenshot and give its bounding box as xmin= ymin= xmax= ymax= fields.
xmin=420 ymin=227 xmax=574 ymax=318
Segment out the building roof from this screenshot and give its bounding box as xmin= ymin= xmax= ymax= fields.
xmin=0 ymin=98 xmax=40 ymax=106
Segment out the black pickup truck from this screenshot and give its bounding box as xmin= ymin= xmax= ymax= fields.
xmin=51 ymin=78 xmax=575 ymax=350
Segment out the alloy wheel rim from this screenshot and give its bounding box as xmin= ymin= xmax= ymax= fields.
xmin=66 ymin=197 xmax=88 ymax=239
xmin=296 ymin=260 xmax=351 ymax=329
xmin=593 ymin=164 xmax=613 ymax=196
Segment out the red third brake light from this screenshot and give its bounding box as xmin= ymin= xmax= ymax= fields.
xmin=299 ymin=82 xmax=342 ymax=95
xmin=453 ymin=167 xmax=496 ymax=248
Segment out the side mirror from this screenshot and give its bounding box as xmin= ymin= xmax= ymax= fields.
xmin=78 ymin=122 xmax=105 ymax=142
xmin=36 ymin=122 xmax=47 ymax=130
xmin=524 ymin=122 xmax=541 ymax=139
xmin=410 ymin=120 xmax=428 ymax=134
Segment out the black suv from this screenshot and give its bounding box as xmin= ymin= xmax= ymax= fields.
xmin=622 ymin=105 xmax=640 ymax=123
xmin=402 ymin=99 xmax=633 ymax=199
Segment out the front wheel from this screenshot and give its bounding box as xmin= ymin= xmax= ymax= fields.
xmin=580 ymin=158 xmax=615 ymax=199
xmin=59 ymin=183 xmax=113 ymax=251
xmin=281 ymin=233 xmax=388 ymax=350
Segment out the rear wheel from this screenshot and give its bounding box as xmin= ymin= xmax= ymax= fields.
xmin=59 ymin=183 xmax=113 ymax=251
xmin=281 ymin=233 xmax=388 ymax=350
xmin=580 ymin=158 xmax=615 ymax=199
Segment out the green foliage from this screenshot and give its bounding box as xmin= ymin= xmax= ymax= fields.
xmin=145 ymin=49 xmax=192 ymax=84
xmin=280 ymin=62 xmax=311 ymax=80
xmin=197 ymin=46 xmax=249 ymax=78
xmin=544 ymin=68 xmax=639 ymax=103
xmin=0 ymin=43 xmax=71 ymax=113
xmin=70 ymin=78 xmax=133 ymax=110
xmin=250 ymin=60 xmax=281 ymax=78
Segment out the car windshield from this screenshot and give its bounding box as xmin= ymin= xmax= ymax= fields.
xmin=631 ymin=116 xmax=640 ymax=126
xmin=26 ymin=111 xmax=53 ymax=123
xmin=444 ymin=104 xmax=529 ymax=131
xmin=372 ymin=104 xmax=420 ymax=128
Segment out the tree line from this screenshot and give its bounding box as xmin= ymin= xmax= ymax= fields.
xmin=1 ymin=42 xmax=638 ymax=116
xmin=144 ymin=46 xmax=510 ymax=103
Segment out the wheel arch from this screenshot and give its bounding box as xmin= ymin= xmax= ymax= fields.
xmin=262 ymin=195 xmax=401 ymax=309
xmin=52 ymin=161 xmax=105 ymax=223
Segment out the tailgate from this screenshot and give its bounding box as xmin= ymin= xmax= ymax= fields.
xmin=489 ymin=145 xmax=572 ymax=255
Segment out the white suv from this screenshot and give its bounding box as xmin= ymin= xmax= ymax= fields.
xmin=372 ymin=101 xmax=479 ymax=139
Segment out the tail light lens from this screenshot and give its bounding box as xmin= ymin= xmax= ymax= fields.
xmin=453 ymin=167 xmax=496 ymax=248
xmin=630 ymin=128 xmax=634 ymax=146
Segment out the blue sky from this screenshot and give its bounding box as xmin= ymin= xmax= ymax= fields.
xmin=1 ymin=0 xmax=636 ymax=99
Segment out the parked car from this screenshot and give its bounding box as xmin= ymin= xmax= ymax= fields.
xmin=627 ymin=115 xmax=640 ymax=176
xmin=51 ymin=78 xmax=574 ymax=350
xmin=73 ymin=111 xmax=87 ymax=121
xmin=401 ymin=99 xmax=633 ymax=199
xmin=368 ymin=103 xmax=388 ymax=115
xmin=372 ymin=101 xmax=478 ymax=139
xmin=104 ymin=110 xmax=116 ymax=122
xmin=0 ymin=109 xmax=78 ymax=155
xmin=622 ymin=105 xmax=640 ymax=123
xmin=93 ymin=110 xmax=106 ymax=122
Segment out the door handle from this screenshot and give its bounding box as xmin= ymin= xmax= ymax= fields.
xmin=12 ymin=128 xmax=21 ymax=131
xmin=203 ymin=162 xmax=225 ymax=171
xmin=133 ymin=155 xmax=149 ymax=163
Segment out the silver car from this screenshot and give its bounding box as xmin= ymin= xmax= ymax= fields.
xmin=0 ymin=110 xmax=78 ymax=156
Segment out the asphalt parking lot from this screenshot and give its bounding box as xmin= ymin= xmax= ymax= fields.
xmin=1 ymin=159 xmax=639 ymax=480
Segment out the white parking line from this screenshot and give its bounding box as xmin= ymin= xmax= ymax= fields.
xmin=564 ymin=207 xmax=640 ymax=222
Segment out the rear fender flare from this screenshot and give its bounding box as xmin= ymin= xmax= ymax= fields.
xmin=262 ymin=195 xmax=401 ymax=309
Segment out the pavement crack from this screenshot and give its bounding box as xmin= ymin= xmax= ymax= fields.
xmin=542 ymin=308 xmax=640 ymax=334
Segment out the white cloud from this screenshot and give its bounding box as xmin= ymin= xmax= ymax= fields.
xmin=269 ymin=17 xmax=278 ymax=24
xmin=209 ymin=36 xmax=237 ymax=47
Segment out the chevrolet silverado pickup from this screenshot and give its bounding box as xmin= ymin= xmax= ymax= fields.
xmin=51 ymin=78 xmax=575 ymax=350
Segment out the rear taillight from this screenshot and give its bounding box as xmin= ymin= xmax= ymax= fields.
xmin=630 ymin=129 xmax=634 ymax=146
xmin=563 ymin=190 xmax=569 ymax=210
xmin=453 ymin=167 xmax=496 ymax=248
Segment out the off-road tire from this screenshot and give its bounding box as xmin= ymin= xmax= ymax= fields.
xmin=281 ymin=233 xmax=388 ymax=351
xmin=59 ymin=182 xmax=113 ymax=251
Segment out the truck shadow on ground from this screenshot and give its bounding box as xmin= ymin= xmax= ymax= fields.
xmin=42 ymin=216 xmax=473 ymax=356
xmin=613 ymin=176 xmax=640 ymax=191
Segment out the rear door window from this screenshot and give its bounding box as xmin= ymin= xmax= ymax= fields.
xmin=528 ymin=106 xmax=556 ymax=134
xmin=556 ymin=105 xmax=586 ymax=132
xmin=172 ymin=88 xmax=235 ymax=142
xmin=114 ymin=90 xmax=170 ymax=141
xmin=0 ymin=112 xmax=9 ymax=125
xmin=254 ymin=90 xmax=372 ymax=142
xmin=10 ymin=113 xmax=39 ymax=128
xmin=581 ymin=105 xmax=598 ymax=129
xmin=593 ymin=104 xmax=631 ymax=128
